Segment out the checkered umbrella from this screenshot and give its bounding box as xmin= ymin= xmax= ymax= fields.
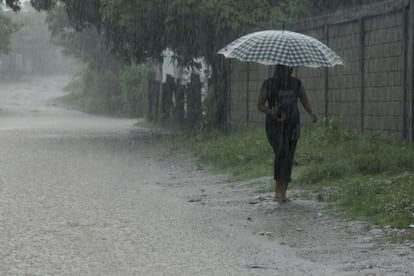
xmin=218 ymin=30 xmax=344 ymax=67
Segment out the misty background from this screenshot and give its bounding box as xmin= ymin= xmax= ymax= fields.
xmin=2 ymin=0 xmax=412 ymax=139
xmin=0 ymin=3 xmax=79 ymax=80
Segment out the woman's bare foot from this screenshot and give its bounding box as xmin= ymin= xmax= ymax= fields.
xmin=282 ymin=197 xmax=291 ymax=203
xmin=273 ymin=193 xmax=284 ymax=203
xmin=274 ymin=193 xmax=293 ymax=203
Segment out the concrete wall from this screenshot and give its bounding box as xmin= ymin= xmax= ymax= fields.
xmin=228 ymin=0 xmax=414 ymax=140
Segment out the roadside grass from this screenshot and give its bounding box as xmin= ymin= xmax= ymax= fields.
xmin=181 ymin=128 xmax=273 ymax=180
xmin=331 ymin=174 xmax=414 ymax=228
xmin=63 ymin=76 xmax=84 ymax=94
xmin=55 ymin=77 xmax=85 ymax=111
xmin=170 ymin=121 xmax=414 ymax=230
xmin=294 ymin=120 xmax=414 ymax=229
xmin=58 ymin=92 xmax=84 ymax=110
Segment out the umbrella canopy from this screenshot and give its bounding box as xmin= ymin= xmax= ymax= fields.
xmin=218 ymin=30 xmax=344 ymax=68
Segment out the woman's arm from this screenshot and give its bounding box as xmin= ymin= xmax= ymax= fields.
xmin=257 ymin=85 xmax=277 ymax=117
xmin=298 ymin=84 xmax=318 ymax=123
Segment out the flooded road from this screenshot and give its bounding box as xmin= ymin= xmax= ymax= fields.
xmin=0 ymin=76 xmax=412 ymax=275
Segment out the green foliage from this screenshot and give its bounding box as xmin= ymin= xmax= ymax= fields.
xmin=119 ymin=64 xmax=148 ymax=118
xmin=337 ymin=174 xmax=414 ymax=228
xmin=62 ymin=75 xmax=84 ymax=94
xmin=82 ymin=70 xmax=122 ymax=115
xmin=30 ymin=0 xmax=55 ymax=11
xmin=0 ymin=10 xmax=18 ymax=56
xmin=202 ymin=83 xmax=219 ymax=131
xmin=99 ymin=0 xmax=167 ymax=63
xmin=4 ymin=0 xmax=308 ymax=128
xmin=1 ymin=7 xmax=78 ymax=79
xmin=60 ymin=65 xmax=149 ymax=118
xmin=294 ymin=120 xmax=414 ymax=228
xmin=296 ymin=119 xmax=414 ymax=181
xmin=10 ymin=0 xmax=308 ymax=65
xmin=46 ymin=5 xmax=118 ymax=71
xmin=300 ymin=160 xmax=353 ymax=184
xmin=181 ymin=128 xmax=272 ymax=180
xmin=60 ymin=69 xmax=123 ymax=115
xmin=4 ymin=0 xmax=21 ymax=11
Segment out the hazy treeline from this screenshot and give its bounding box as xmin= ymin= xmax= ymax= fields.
xmin=1 ymin=0 xmax=366 ymax=126
xmin=0 ymin=8 xmax=17 ymax=56
xmin=0 ymin=5 xmax=79 ymax=80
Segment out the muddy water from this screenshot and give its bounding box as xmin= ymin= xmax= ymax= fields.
xmin=0 ymin=76 xmax=412 ymax=275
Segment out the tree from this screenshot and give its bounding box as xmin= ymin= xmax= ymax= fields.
xmin=4 ymin=0 xmax=308 ymax=127
xmin=45 ymin=4 xmax=118 ymax=71
xmin=4 ymin=0 xmax=20 ymax=11
xmin=0 ymin=10 xmax=18 ymax=56
xmin=7 ymin=0 xmax=306 ymax=63
xmin=96 ymin=0 xmax=308 ymax=128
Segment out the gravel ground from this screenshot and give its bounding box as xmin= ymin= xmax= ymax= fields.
xmin=0 ymin=76 xmax=412 ymax=275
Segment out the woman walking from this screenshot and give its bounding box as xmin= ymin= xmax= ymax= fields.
xmin=257 ymin=65 xmax=318 ymax=203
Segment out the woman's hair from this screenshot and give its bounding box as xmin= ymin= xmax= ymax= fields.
xmin=274 ymin=65 xmax=293 ymax=76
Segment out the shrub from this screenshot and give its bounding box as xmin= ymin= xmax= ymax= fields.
xmin=339 ymin=174 xmax=414 ymax=227
xmin=119 ymin=64 xmax=147 ymax=118
xmin=300 ymin=160 xmax=353 ymax=184
xmin=82 ymin=70 xmax=122 ymax=115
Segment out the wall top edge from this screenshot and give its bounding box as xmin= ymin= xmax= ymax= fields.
xmin=290 ymin=0 xmax=409 ymax=31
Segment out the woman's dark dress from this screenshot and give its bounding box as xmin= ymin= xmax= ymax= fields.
xmin=262 ymin=76 xmax=301 ymax=183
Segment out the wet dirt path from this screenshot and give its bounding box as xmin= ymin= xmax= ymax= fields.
xmin=0 ymin=76 xmax=412 ymax=275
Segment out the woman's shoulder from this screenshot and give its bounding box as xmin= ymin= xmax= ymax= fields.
xmin=291 ymin=77 xmax=302 ymax=89
xmin=261 ymin=76 xmax=276 ymax=88
xmin=262 ymin=76 xmax=275 ymax=83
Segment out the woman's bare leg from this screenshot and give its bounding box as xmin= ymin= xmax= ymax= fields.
xmin=281 ymin=182 xmax=290 ymax=202
xmin=274 ymin=181 xmax=290 ymax=203
xmin=274 ymin=181 xmax=284 ymax=202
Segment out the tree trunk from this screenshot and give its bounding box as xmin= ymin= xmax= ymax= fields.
xmin=211 ymin=55 xmax=229 ymax=131
xmin=186 ymin=74 xmax=202 ymax=129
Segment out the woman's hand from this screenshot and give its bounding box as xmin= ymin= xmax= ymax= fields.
xmin=269 ymin=106 xmax=278 ymax=119
xmin=270 ymin=106 xmax=287 ymax=123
